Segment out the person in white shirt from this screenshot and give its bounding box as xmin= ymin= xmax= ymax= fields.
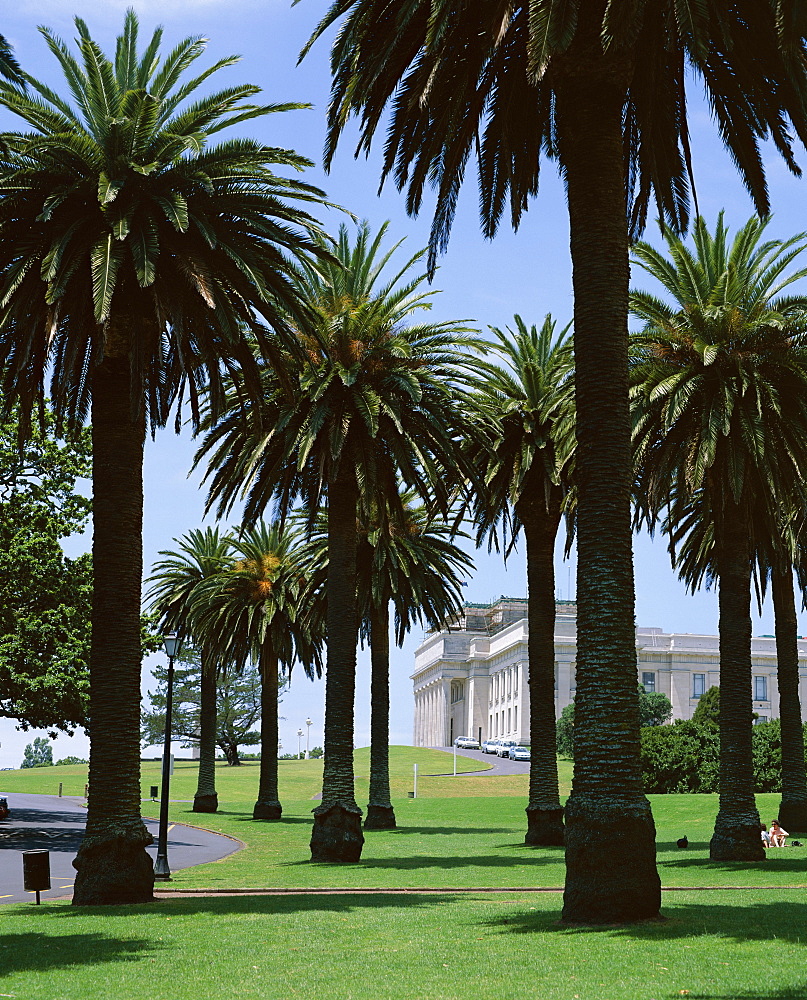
xmin=769 ymin=820 xmax=789 ymax=847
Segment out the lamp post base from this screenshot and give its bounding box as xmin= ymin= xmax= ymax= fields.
xmin=153 ymin=856 xmax=171 ymax=881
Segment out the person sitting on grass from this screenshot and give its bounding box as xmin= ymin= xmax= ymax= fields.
xmin=761 ymin=822 xmax=771 ymax=848
xmin=769 ymin=820 xmax=789 ymax=848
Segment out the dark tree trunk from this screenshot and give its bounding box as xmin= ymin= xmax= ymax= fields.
xmin=710 ymin=506 xmax=765 ymax=860
xmin=223 ymin=744 xmax=242 ymax=766
xmin=73 ymin=355 xmax=154 ymax=906
xmin=772 ymin=564 xmax=807 ymax=832
xmin=555 ymin=35 xmax=660 ymax=922
xmin=193 ymin=652 xmax=218 ymax=813
xmin=365 ymin=600 xmax=396 ymax=830
xmin=254 ymin=649 xmax=281 ymax=820
xmin=311 ymin=464 xmax=364 ymax=861
xmin=517 ymin=482 xmax=564 ymax=846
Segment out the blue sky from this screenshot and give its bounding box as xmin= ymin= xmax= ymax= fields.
xmin=0 ymin=1 xmax=803 ymax=769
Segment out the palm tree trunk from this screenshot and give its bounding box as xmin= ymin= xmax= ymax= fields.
xmin=254 ymin=648 xmax=281 ymax=820
xmin=517 ymin=484 xmax=564 ymax=846
xmin=311 ymin=463 xmax=364 ymax=861
xmin=555 ymin=34 xmax=660 ymax=922
xmin=73 ymin=355 xmax=154 ymax=905
xmin=193 ymin=652 xmax=218 ymax=812
xmin=772 ymin=564 xmax=807 ymax=832
xmin=710 ymin=505 xmax=765 ymax=860
xmin=365 ymin=599 xmax=396 ymax=830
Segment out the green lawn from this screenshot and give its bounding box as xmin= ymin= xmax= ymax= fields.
xmin=3 ymin=748 xmax=805 ymax=891
xmin=3 ymin=889 xmax=807 ymax=999
xmin=4 ymin=748 xmax=807 ymax=998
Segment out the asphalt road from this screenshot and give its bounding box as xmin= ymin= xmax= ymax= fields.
xmin=0 ymin=792 xmax=240 ymax=904
xmin=434 ymin=746 xmax=531 ymax=775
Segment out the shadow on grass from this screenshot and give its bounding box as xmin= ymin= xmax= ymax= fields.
xmin=280 ymin=852 xmax=563 ymax=871
xmin=199 ymin=812 xmax=313 ymax=825
xmin=0 ymin=931 xmax=161 ymax=978
xmin=482 ymin=898 xmax=807 ymax=946
xmin=4 ymin=892 xmax=461 ymax=926
xmin=381 ymin=825 xmax=514 ymax=836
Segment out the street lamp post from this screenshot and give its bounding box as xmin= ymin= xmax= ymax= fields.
xmin=297 ymin=728 xmax=304 ymax=758
xmin=305 ymin=717 xmax=312 ymax=759
xmin=154 ymin=633 xmax=182 ymax=881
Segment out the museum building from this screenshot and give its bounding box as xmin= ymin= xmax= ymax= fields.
xmin=411 ymin=597 xmax=807 ymax=747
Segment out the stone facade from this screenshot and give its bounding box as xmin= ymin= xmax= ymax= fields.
xmin=411 ymin=597 xmax=807 ymax=746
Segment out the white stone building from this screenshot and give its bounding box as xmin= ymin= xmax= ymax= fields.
xmin=411 ymin=597 xmax=807 ymax=747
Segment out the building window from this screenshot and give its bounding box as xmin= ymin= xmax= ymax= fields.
xmin=508 ymin=708 xmax=512 ymax=732
xmin=754 ymin=676 xmax=768 ymax=701
xmin=642 ymin=672 xmax=656 ymax=693
xmin=554 ymin=663 xmax=558 ymax=693
xmin=507 ymin=669 xmax=512 ymax=698
xmin=755 ymin=715 xmax=769 ymax=725
xmin=494 ymin=714 xmax=498 ymax=737
xmin=693 ymin=674 xmax=705 ymax=699
xmin=450 ymin=680 xmax=464 ymax=704
xmin=514 ymin=705 xmax=518 ymax=731
xmin=570 ymin=664 xmax=576 ymax=692
xmin=513 ymin=669 xmax=518 ymax=697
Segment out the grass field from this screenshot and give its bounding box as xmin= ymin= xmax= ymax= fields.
xmin=3 ymin=748 xmax=807 ymax=999
xmin=3 ymin=889 xmax=807 ymax=999
xmin=2 ymin=748 xmax=805 ymax=891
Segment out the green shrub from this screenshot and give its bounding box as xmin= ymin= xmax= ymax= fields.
xmin=640 ymin=720 xmax=719 ymax=793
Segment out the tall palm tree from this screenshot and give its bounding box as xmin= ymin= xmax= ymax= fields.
xmin=0 ymin=11 xmax=328 ymax=905
xmin=631 ymin=214 xmax=807 ymax=861
xmin=467 ymin=315 xmax=574 ymax=846
xmin=193 ymin=522 xmax=322 ymax=821
xmin=303 ymin=0 xmax=807 ymax=922
xmin=145 ymin=527 xmax=234 ymax=813
xmin=197 ymin=220 xmax=480 ymax=860
xmin=303 ymin=497 xmax=474 ymax=829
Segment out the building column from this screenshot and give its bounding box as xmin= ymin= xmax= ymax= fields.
xmin=441 ymin=679 xmax=451 ymax=746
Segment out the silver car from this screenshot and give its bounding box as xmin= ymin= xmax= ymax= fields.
xmin=496 ymin=740 xmax=518 ymax=756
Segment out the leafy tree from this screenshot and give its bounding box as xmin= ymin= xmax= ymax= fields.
xmin=192 ymin=522 xmax=322 ymax=819
xmin=0 ymin=410 xmax=92 ymax=732
xmin=0 ymin=11 xmax=329 ymax=905
xmin=466 ymin=314 xmax=574 ymax=846
xmin=21 ymin=737 xmax=53 ymax=768
xmin=142 ymin=648 xmax=262 ymax=767
xmin=310 ymin=746 xmax=324 ymax=759
xmin=639 ymin=687 xmax=673 ymax=728
xmin=692 ymin=687 xmax=721 ymax=728
xmin=640 ymin=722 xmax=720 ymax=794
xmin=55 ymin=756 xmax=88 ymax=766
xmin=631 ymin=214 xmax=807 ymax=860
xmin=197 ymin=221 xmax=478 ymax=860
xmin=556 ymin=703 xmax=575 ymax=759
xmin=145 ymin=528 xmax=234 ymax=812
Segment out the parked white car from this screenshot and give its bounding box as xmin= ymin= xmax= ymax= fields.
xmin=496 ymin=740 xmax=518 ymax=756
xmin=481 ymin=739 xmax=501 ymax=754
xmin=454 ymin=736 xmax=481 ymax=750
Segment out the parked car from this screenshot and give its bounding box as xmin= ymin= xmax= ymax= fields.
xmin=496 ymin=740 xmax=518 ymax=756
xmin=454 ymin=736 xmax=481 ymax=750
xmin=481 ymin=738 xmax=501 ymax=754
xmin=508 ymin=745 xmax=531 ymax=761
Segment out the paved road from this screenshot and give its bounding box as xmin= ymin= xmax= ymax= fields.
xmin=433 ymin=746 xmax=530 ymax=775
xmin=0 ymin=792 xmax=240 ymax=904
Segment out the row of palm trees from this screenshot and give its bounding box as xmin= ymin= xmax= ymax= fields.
xmin=1 ymin=7 xmax=807 ymax=925
xmin=154 ymin=210 xmax=807 ymax=885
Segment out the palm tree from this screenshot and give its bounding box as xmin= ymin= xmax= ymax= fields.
xmin=303 ymin=496 xmax=474 ymax=829
xmin=197 ymin=220 xmax=480 ymax=860
xmin=631 ymin=214 xmax=807 ymax=861
xmin=467 ymin=315 xmax=574 ymax=846
xmin=0 ymin=35 xmax=23 ymax=85
xmin=193 ymin=522 xmax=322 ymax=821
xmin=303 ymin=0 xmax=807 ymax=922
xmin=0 ymin=11 xmax=328 ymax=905
xmin=145 ymin=528 xmax=234 ymax=813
